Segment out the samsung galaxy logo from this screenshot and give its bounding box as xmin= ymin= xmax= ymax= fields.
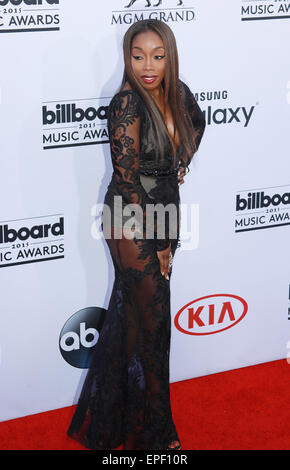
xmin=195 ymin=89 xmax=256 ymax=127
xmin=203 ymin=105 xmax=254 ymax=127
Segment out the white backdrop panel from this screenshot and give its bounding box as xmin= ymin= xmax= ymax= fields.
xmin=0 ymin=0 xmax=289 ymax=422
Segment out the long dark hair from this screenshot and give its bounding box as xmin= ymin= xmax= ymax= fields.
xmin=118 ymin=19 xmax=196 ymax=166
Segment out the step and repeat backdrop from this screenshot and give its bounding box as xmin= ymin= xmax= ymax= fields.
xmin=0 ymin=0 xmax=290 ymax=422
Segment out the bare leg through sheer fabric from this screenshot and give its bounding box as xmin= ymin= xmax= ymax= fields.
xmin=109 ymin=231 xmax=181 ymax=450
xmin=67 ymin=222 xmax=181 ymax=450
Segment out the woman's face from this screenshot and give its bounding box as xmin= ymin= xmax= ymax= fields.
xmin=130 ymin=30 xmax=166 ymax=93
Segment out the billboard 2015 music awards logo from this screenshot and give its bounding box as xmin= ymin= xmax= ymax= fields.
xmin=42 ymin=98 xmax=110 ymax=150
xmin=0 ymin=0 xmax=60 ymax=33
xmin=234 ymin=184 xmax=290 ymax=233
xmin=0 ymin=214 xmax=64 ymax=268
xmin=111 ymin=0 xmax=196 ymax=24
xmin=241 ymin=0 xmax=290 ymax=21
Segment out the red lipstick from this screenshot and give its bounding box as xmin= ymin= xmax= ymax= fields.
xmin=141 ymin=75 xmax=157 ymax=84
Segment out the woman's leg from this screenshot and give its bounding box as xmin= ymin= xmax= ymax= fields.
xmin=105 ymin=233 xmax=180 ymax=450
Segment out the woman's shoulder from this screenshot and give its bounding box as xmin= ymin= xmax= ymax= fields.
xmin=178 ymin=78 xmax=193 ymax=98
xmin=110 ymin=82 xmax=141 ymax=103
xmin=178 ymin=78 xmax=198 ymax=115
xmin=108 ymin=83 xmax=143 ymax=116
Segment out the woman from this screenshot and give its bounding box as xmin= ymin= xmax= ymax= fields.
xmin=67 ymin=19 xmax=205 ymax=451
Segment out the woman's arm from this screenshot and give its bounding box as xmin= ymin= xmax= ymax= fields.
xmin=107 ymin=90 xmax=170 ymax=250
xmin=108 ymin=90 xmax=151 ymax=206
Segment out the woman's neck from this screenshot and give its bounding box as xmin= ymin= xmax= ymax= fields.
xmin=149 ymin=85 xmax=164 ymax=102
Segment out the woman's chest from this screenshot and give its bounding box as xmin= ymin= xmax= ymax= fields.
xmin=163 ymin=106 xmax=180 ymax=150
xmin=140 ymin=106 xmax=181 ymax=162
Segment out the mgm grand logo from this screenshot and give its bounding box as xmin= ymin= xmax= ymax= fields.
xmin=125 ymin=0 xmax=183 ymax=6
xmin=111 ymin=0 xmax=195 ymax=24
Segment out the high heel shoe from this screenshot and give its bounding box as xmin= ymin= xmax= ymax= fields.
xmin=166 ymin=440 xmax=182 ymax=450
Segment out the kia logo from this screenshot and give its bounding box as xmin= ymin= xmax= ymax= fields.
xmin=174 ymin=294 xmax=248 ymax=335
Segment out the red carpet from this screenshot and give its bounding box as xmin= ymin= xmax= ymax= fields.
xmin=1 ymin=359 xmax=289 ymax=450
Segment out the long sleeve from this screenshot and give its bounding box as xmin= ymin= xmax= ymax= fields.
xmin=178 ymin=81 xmax=206 ymax=170
xmin=108 ymin=90 xmax=162 ymax=244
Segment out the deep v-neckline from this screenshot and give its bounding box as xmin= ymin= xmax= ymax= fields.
xmin=158 ymin=104 xmax=181 ymax=152
xmin=119 ymin=88 xmax=182 ymax=155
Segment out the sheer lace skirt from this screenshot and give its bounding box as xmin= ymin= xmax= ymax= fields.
xmin=67 ymin=173 xmax=181 ymax=450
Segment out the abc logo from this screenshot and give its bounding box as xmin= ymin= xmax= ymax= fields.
xmin=59 ymin=307 xmax=106 ymax=369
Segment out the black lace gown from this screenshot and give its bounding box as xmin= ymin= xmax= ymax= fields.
xmin=67 ymin=79 xmax=205 ymax=450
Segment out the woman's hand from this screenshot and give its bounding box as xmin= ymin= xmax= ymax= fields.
xmin=178 ymin=167 xmax=186 ymax=186
xmin=157 ymin=243 xmax=172 ymax=280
